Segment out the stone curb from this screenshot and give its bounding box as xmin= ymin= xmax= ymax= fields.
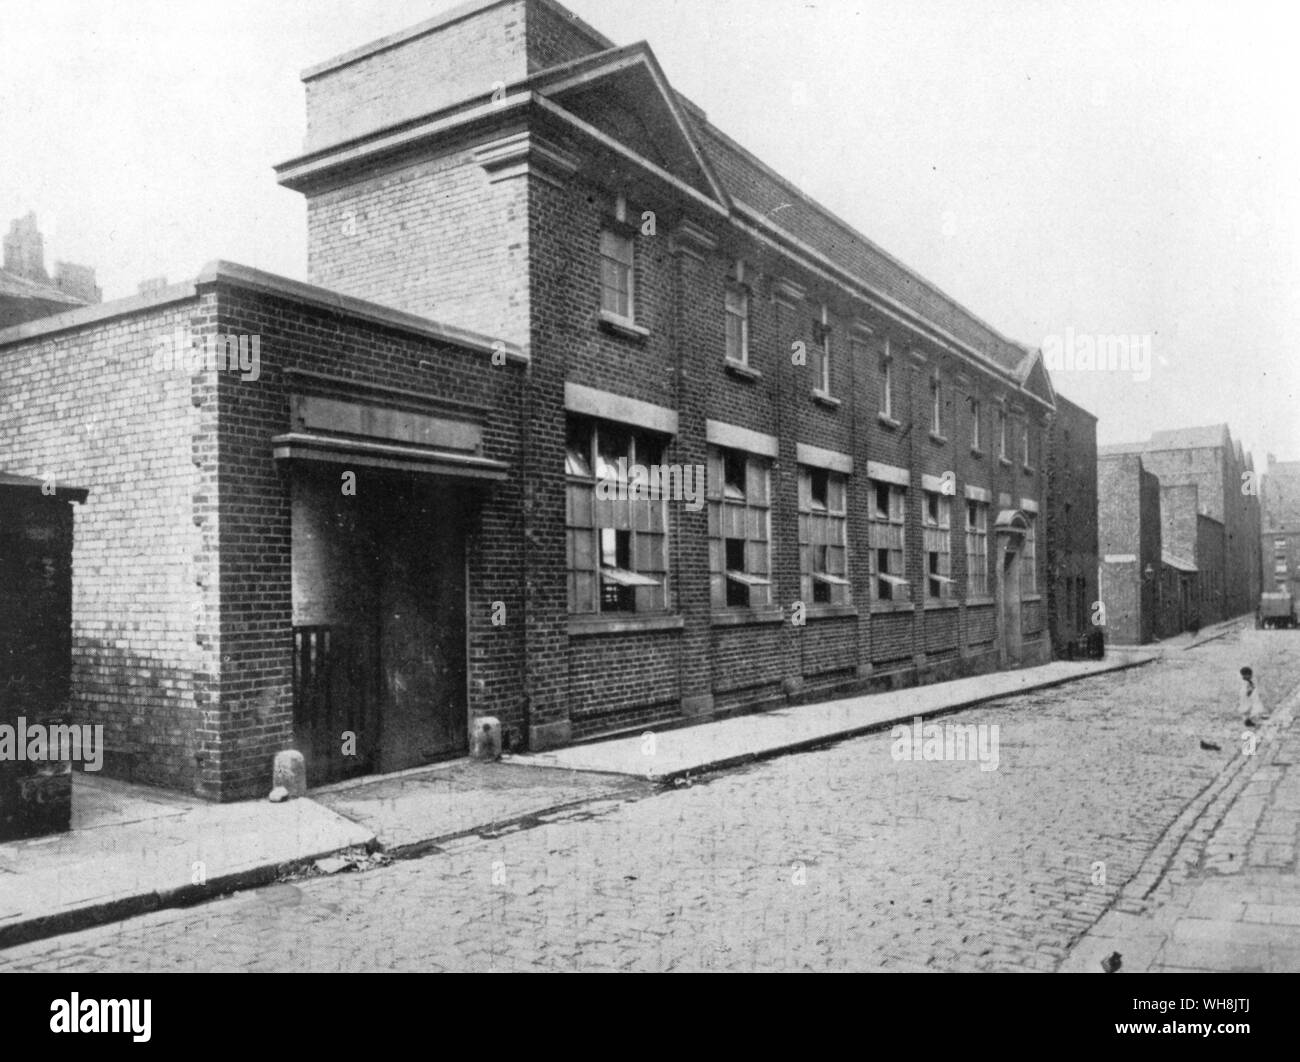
xmin=0 ymin=837 xmax=379 ymax=952
xmin=1058 ymin=677 xmax=1300 ymax=972
xmin=641 ymin=656 xmax=1159 ymax=786
xmin=0 ymin=654 xmax=1157 ymax=953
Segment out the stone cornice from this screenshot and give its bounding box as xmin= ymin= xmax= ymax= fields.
xmin=473 ymin=129 xmax=580 ymax=188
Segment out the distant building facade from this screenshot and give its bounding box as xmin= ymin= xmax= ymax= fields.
xmin=1100 ymin=424 xmax=1260 ymax=633
xmin=1045 ymin=393 xmax=1099 ymax=653
xmin=0 ymin=213 xmax=101 ymax=329
xmin=1098 ymin=453 xmax=1161 ymax=644
xmin=1261 ymin=454 xmax=1300 ymax=599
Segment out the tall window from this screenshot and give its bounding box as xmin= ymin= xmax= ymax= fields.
xmin=600 ymin=229 xmax=635 ymax=321
xmin=869 ymin=480 xmax=908 ymax=601
xmin=725 ymin=287 xmax=750 ymax=365
xmin=880 ymin=348 xmax=894 ymax=419
xmin=1020 ymin=514 xmax=1037 ymax=596
xmin=970 ymin=399 xmax=982 ymax=451
xmin=930 ymin=374 xmax=942 ymax=435
xmin=812 ymin=307 xmax=832 ymax=394
xmin=565 ymin=416 xmax=667 ymax=614
xmin=799 ymin=466 xmax=850 ymax=604
xmin=965 ymin=500 xmax=989 ymax=597
xmin=998 ymin=407 xmax=1008 ymax=459
xmin=708 ymin=447 xmax=772 ymax=608
xmin=1022 ymin=423 xmax=1032 ymax=467
xmin=923 ymin=490 xmax=953 ymax=598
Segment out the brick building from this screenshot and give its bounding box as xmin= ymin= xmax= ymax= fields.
xmin=1045 ymin=393 xmax=1099 ymax=653
xmin=1101 ymin=424 xmax=1260 ymax=630
xmin=0 ymin=0 xmax=1087 ymax=800
xmin=0 ymin=213 xmax=100 ymax=329
xmin=1097 ymin=453 xmax=1162 ymax=645
xmin=0 ymin=266 xmax=526 ymax=798
xmin=1261 ymin=454 xmax=1300 ymax=597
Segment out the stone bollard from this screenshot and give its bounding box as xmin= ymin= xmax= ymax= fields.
xmin=270 ymin=749 xmax=307 ymax=801
xmin=470 ymin=717 xmax=502 ymax=761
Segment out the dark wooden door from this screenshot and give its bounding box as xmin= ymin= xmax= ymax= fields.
xmin=376 ymin=486 xmax=468 ymax=771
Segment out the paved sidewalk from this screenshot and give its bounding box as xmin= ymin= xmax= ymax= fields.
xmin=514 ymin=651 xmax=1158 ymax=781
xmin=0 ymin=774 xmax=373 ymax=949
xmin=0 ymin=640 xmax=1182 ymax=952
xmin=311 ymin=760 xmax=645 ymax=856
xmin=1061 ymin=675 xmax=1300 ymax=972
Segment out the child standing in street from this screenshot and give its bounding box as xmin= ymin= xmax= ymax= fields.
xmin=1240 ymin=666 xmax=1262 ymax=728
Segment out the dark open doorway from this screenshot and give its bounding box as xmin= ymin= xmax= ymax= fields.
xmin=291 ymin=468 xmax=470 ymax=786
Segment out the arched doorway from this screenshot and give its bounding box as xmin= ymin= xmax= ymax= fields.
xmin=994 ymin=510 xmax=1031 ymax=668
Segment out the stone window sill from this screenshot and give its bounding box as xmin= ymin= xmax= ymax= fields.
xmin=803 ymin=603 xmax=858 ymax=620
xmin=970 ymin=447 xmax=985 ymax=459
xmin=812 ymin=390 xmax=842 ymax=409
xmin=924 ymin=600 xmax=961 ymax=610
xmin=568 ymin=613 xmax=684 ymax=636
xmin=711 ymin=608 xmax=784 ymax=627
xmin=998 ymin=456 xmax=1013 ymax=468
xmin=1021 ymin=594 xmax=1043 ymax=604
xmin=879 ymin=412 xmax=902 ymax=429
xmin=1023 ymin=465 xmax=1036 ymax=476
xmin=929 ymin=432 xmax=948 ymax=445
xmin=598 ymin=311 xmax=650 ymax=340
xmin=966 ymin=596 xmax=996 ymax=607
xmin=724 ymin=357 xmax=762 ymax=381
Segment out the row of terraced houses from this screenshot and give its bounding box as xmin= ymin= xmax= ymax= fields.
xmin=1 ymin=0 xmax=1103 ymax=800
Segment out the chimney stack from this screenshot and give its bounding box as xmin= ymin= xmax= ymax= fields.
xmin=3 ymin=212 xmax=48 ymax=282
xmin=54 ymin=261 xmax=101 ymax=305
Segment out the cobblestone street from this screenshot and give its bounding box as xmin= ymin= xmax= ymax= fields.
xmin=4 ymin=625 xmax=1298 ymax=972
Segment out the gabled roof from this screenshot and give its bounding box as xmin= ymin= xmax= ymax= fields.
xmin=678 ymin=101 xmax=1035 ymax=378
xmin=279 ymin=4 xmax=1053 ymax=399
xmin=1018 ymin=349 xmax=1056 ymax=407
xmin=529 ymin=43 xmax=730 ymax=210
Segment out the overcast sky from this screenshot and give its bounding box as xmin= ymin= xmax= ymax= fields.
xmin=3 ymin=0 xmax=1296 ymax=464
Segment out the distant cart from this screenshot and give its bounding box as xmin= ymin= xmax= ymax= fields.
xmin=1259 ymin=590 xmax=1297 ymax=629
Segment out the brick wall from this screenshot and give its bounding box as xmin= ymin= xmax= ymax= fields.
xmin=1098 ymin=454 xmax=1153 ymax=644
xmin=301 ymin=0 xmax=608 ymax=154
xmin=302 ymin=0 xmax=531 ymax=152
xmin=567 ymin=629 xmax=680 ymax=738
xmin=1138 ymin=443 xmax=1259 ymax=619
xmin=0 ymin=300 xmax=213 ymax=790
xmin=306 ymin=148 xmax=530 ymax=347
xmin=207 ymin=279 xmax=527 ymax=797
xmin=1046 ymin=393 xmax=1098 ymax=651
xmin=1262 ymin=458 xmax=1300 ymax=600
xmin=1161 ymin=483 xmax=1199 ymax=561
xmin=288 ymin=0 xmax=1060 ymax=747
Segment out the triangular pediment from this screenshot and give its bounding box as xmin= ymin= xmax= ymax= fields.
xmin=1019 ymin=349 xmax=1057 ymax=409
xmin=530 ymin=44 xmax=730 ymax=208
